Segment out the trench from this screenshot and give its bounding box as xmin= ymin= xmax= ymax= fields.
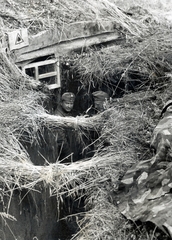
xmin=0 ymin=61 xmax=151 ymax=240
xmin=0 ymin=117 xmax=94 ymax=240
xmin=0 ymin=59 xmax=100 ymax=240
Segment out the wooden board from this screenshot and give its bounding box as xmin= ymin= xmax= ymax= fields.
xmin=14 ymin=21 xmax=119 ymax=56
xmin=15 ymin=31 xmax=123 ymax=64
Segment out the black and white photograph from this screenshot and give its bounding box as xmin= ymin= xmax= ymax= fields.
xmin=0 ymin=0 xmax=172 ymax=239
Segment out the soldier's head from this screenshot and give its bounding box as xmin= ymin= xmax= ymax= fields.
xmin=61 ymin=92 xmax=75 ymax=112
xmin=160 ymin=100 xmax=172 ymax=118
xmin=92 ymin=91 xmax=109 ymax=112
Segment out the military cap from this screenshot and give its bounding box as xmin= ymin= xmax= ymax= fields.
xmin=92 ymin=91 xmax=109 ymax=102
xmin=61 ymin=92 xmax=75 ymax=102
xmin=160 ymin=100 xmax=172 ymax=118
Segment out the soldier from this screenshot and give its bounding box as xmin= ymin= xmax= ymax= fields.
xmin=86 ymin=90 xmax=110 ymax=116
xmin=92 ymin=90 xmax=110 ymax=112
xmin=55 ymin=92 xmax=86 ymax=236
xmin=83 ymin=91 xmax=111 ymax=155
xmin=151 ymin=100 xmax=172 ymax=163
xmin=117 ymin=100 xmax=172 ymax=237
xmin=55 ymin=92 xmax=82 ymax=162
xmin=55 ymin=92 xmax=77 ymax=117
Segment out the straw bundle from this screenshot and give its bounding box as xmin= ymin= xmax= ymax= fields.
xmin=0 ymin=50 xmax=49 ymax=140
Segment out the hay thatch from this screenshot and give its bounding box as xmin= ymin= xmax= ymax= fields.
xmin=0 ymin=50 xmax=48 ymax=170
xmin=0 ymin=0 xmax=148 ymax=37
xmin=1 ymin=0 xmax=172 ymax=239
xmin=0 ymin=85 xmax=159 ymax=240
xmin=71 ymin=30 xmax=172 ymax=90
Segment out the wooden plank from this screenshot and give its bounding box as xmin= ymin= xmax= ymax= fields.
xmin=15 ymin=31 xmax=122 ymax=64
xmin=47 ymin=83 xmax=61 ymax=90
xmin=56 ymin=59 xmax=61 ymax=89
xmin=23 ymin=59 xmax=57 ymax=69
xmin=23 ymin=59 xmax=57 ymax=68
xmin=39 ymin=71 xmax=57 ymax=79
xmin=14 ymin=21 xmax=118 ymax=56
xmin=35 ymin=66 xmax=39 ymax=81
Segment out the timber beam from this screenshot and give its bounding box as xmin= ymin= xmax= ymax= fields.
xmin=13 ymin=21 xmax=124 ymax=65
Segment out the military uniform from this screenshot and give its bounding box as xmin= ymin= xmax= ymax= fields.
xmin=55 ymin=92 xmax=77 ymax=117
xmin=86 ymin=91 xmax=110 ymax=116
xmin=117 ymin=100 xmax=172 ymax=238
xmin=85 ymin=91 xmax=110 ymax=154
xmin=151 ymin=100 xmax=172 ymax=162
xmin=55 ymin=93 xmax=86 ymax=236
xmin=55 ymin=92 xmax=82 ymax=162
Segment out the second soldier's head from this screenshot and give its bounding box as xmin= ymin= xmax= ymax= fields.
xmin=92 ymin=91 xmax=109 ymax=112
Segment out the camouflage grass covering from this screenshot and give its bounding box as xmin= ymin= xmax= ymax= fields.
xmin=0 ymin=0 xmax=172 ymax=239
xmin=0 ymin=0 xmax=147 ymax=35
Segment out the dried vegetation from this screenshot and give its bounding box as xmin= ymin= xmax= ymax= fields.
xmin=0 ymin=0 xmax=172 ymax=239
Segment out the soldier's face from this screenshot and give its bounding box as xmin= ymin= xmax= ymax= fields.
xmin=61 ymin=101 xmax=74 ymax=112
xmin=94 ymin=101 xmax=104 ymax=111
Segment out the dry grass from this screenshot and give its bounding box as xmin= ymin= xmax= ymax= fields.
xmin=0 ymin=56 xmax=157 ymax=239
xmin=72 ymin=30 xmax=172 ymax=91
xmin=0 ymin=1 xmax=172 ymax=239
xmin=0 ymin=0 xmax=148 ymax=36
xmin=0 ymin=58 xmax=169 ymax=240
xmin=114 ymin=0 xmax=172 ymax=26
xmin=0 ymin=50 xmax=48 ymax=142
